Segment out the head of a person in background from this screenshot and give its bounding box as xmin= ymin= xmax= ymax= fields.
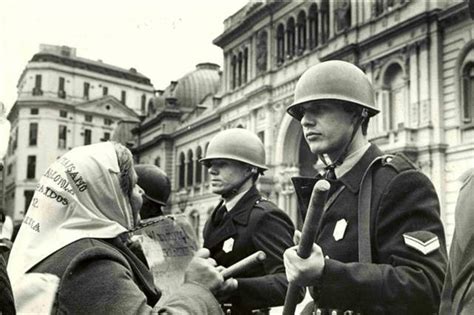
xmin=199 ymin=128 xmax=267 ymax=200
xmin=134 ymin=164 xmax=171 ymax=219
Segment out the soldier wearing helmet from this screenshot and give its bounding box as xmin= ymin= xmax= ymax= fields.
xmin=201 ymin=128 xmax=304 ymax=314
xmin=134 ymin=164 xmax=171 ymax=219
xmin=283 ymin=60 xmax=447 ymax=314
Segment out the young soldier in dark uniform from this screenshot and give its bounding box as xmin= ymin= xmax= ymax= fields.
xmin=283 ymin=60 xmax=448 ymax=314
xmin=201 ymin=128 xmax=304 ymax=315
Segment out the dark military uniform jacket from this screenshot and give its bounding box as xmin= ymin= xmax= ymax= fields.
xmin=440 ymin=168 xmax=474 ymax=315
xmin=203 ymin=186 xmax=303 ymax=314
xmin=292 ymin=144 xmax=448 ymax=314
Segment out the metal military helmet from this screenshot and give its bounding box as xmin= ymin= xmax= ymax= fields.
xmin=134 ymin=164 xmax=171 ymax=206
xmin=287 ymin=60 xmax=379 ymax=120
xmin=200 ymin=128 xmax=268 ymax=171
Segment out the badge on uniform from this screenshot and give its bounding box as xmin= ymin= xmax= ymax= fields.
xmin=222 ymin=238 xmax=234 ymax=253
xmin=333 ymin=219 xmax=347 ymax=241
xmin=403 ymin=231 xmax=440 ymax=255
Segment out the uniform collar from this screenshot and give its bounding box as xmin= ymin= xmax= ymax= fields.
xmin=334 ymin=143 xmax=371 ymax=179
xmin=338 ymin=143 xmax=383 ymax=194
xmin=228 ymin=186 xmax=261 ymax=226
xmin=224 ymin=188 xmax=250 ymax=212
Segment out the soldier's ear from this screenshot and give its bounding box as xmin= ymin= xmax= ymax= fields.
xmin=250 ymin=167 xmax=258 ymax=174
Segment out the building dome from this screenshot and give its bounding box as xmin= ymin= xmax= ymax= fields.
xmin=149 ymin=63 xmax=221 ymax=114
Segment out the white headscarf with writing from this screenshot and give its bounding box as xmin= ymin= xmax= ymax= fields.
xmin=8 ymin=142 xmax=136 ymax=284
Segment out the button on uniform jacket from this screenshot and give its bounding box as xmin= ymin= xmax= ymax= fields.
xmin=203 ymin=186 xmax=304 ymax=314
xmin=292 ymin=144 xmax=448 ymax=314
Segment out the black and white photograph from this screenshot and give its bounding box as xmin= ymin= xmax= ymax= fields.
xmin=1 ymin=0 xmax=473 ymax=314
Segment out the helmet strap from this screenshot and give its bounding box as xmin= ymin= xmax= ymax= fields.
xmin=319 ymin=109 xmax=368 ymax=174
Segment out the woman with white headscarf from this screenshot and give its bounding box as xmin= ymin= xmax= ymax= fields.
xmin=7 ymin=142 xmax=223 ymax=314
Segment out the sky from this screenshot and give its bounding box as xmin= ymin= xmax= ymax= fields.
xmin=0 ymin=0 xmax=251 ymax=113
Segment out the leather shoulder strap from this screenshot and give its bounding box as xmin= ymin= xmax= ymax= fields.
xmin=358 ymin=155 xmax=389 ymax=263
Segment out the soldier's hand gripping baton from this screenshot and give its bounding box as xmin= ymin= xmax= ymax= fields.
xmin=221 ymin=250 xmax=267 ymax=280
xmin=283 ymin=179 xmax=330 ymax=315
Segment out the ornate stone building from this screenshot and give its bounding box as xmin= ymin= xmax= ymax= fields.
xmin=135 ymin=0 xmax=473 ymax=246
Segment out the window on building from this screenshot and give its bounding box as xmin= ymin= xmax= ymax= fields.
xmin=308 ymin=4 xmax=319 ymax=49
xmin=103 ymin=86 xmax=108 ymax=96
xmin=257 ymin=131 xmax=265 ymax=145
xmin=179 ymin=152 xmax=185 ymax=189
xmin=141 ymin=94 xmax=147 ymax=113
xmin=237 ymin=52 xmax=243 ymax=87
xmin=204 ymin=143 xmax=210 ymax=182
xmin=321 ymin=0 xmax=330 ymax=44
xmin=12 ymin=127 xmax=18 ymax=152
xmin=102 ymin=132 xmax=110 ymax=141
xmin=85 ymin=114 xmax=93 ymax=122
xmin=256 ymin=31 xmax=268 ymax=74
xmin=84 ymin=129 xmax=92 ymax=145
xmin=297 ymin=11 xmax=307 ymax=54
xmin=26 ymin=155 xmax=36 ymax=179
xmin=58 ymin=77 xmax=66 ymax=99
xmin=231 ymin=55 xmax=237 ymax=89
xmin=286 ymin=18 xmax=296 ymax=59
xmin=30 ymin=108 xmax=39 ymax=115
xmin=154 ymin=157 xmax=161 ymax=168
xmin=58 ymin=125 xmax=67 ymax=149
xmin=84 ymin=82 xmax=90 ymax=99
xmin=59 ymin=110 xmax=67 ymax=118
xmin=276 ymin=24 xmax=285 ymax=65
xmin=462 ymin=62 xmax=474 ymax=125
xmin=29 ymin=122 xmax=38 ymax=146
xmin=381 ymin=63 xmax=406 ymax=131
xmin=24 ymin=190 xmax=35 ymax=213
xmin=121 ymin=90 xmax=126 ymax=105
xmin=33 ymin=74 xmax=43 ymax=95
xmin=187 ymin=149 xmax=194 ymax=187
xmin=243 ymin=48 xmax=248 ymax=84
xmin=195 ymin=146 xmax=202 ymax=184
xmin=335 ymin=0 xmax=351 ymax=33
xmin=104 ymin=118 xmax=113 ymax=126
xmin=7 ymin=164 xmax=12 ymax=175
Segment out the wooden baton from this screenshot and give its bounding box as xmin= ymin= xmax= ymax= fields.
xmin=282 ymin=179 xmax=331 ymax=315
xmin=221 ymin=250 xmax=267 ymax=280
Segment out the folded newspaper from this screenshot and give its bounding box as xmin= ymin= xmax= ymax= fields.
xmin=129 ymin=214 xmax=198 ymax=296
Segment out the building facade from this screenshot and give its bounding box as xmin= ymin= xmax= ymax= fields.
xmin=135 ymin=0 xmax=473 ymax=247
xmin=4 ymin=44 xmax=151 ymax=221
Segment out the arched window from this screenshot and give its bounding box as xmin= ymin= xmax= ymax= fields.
xmin=147 ymin=100 xmax=154 ymax=116
xmin=195 ymin=146 xmax=203 ymax=184
xmin=189 ymin=210 xmax=200 ymax=239
xmin=462 ymin=62 xmax=474 ymax=125
xmin=286 ymin=18 xmax=295 ymax=59
xmin=154 ymin=156 xmax=161 ymax=168
xmin=141 ymin=94 xmax=146 ymax=114
xmin=231 ymin=55 xmax=237 ymax=89
xmin=276 ymin=24 xmax=285 ymax=65
xmin=297 ymin=11 xmax=306 ymax=54
xmin=256 ymin=31 xmax=268 ymax=74
xmin=321 ymin=0 xmax=330 ymax=44
xmin=187 ymin=149 xmax=194 ymax=187
xmin=238 ymin=52 xmax=243 ymax=87
xmin=204 ymin=142 xmax=210 ymax=182
xmin=243 ymin=48 xmax=249 ymax=84
xmin=178 ymin=152 xmax=185 ymax=189
xmin=335 ymin=0 xmax=351 ymax=33
xmin=381 ymin=63 xmax=406 ymax=131
xmin=308 ymin=4 xmax=318 ymax=49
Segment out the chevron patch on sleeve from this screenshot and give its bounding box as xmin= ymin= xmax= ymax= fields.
xmin=403 ymin=231 xmax=440 ymax=255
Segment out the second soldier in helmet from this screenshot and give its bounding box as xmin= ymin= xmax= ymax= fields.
xmin=200 ymin=128 xmax=304 ymax=314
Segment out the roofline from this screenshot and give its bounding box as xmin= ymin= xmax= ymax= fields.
xmin=30 ymin=53 xmax=153 ymax=86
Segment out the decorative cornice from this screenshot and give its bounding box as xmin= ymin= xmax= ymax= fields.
xmin=438 ymin=2 xmax=470 ymax=27
xmin=132 ymin=134 xmax=173 ymax=153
